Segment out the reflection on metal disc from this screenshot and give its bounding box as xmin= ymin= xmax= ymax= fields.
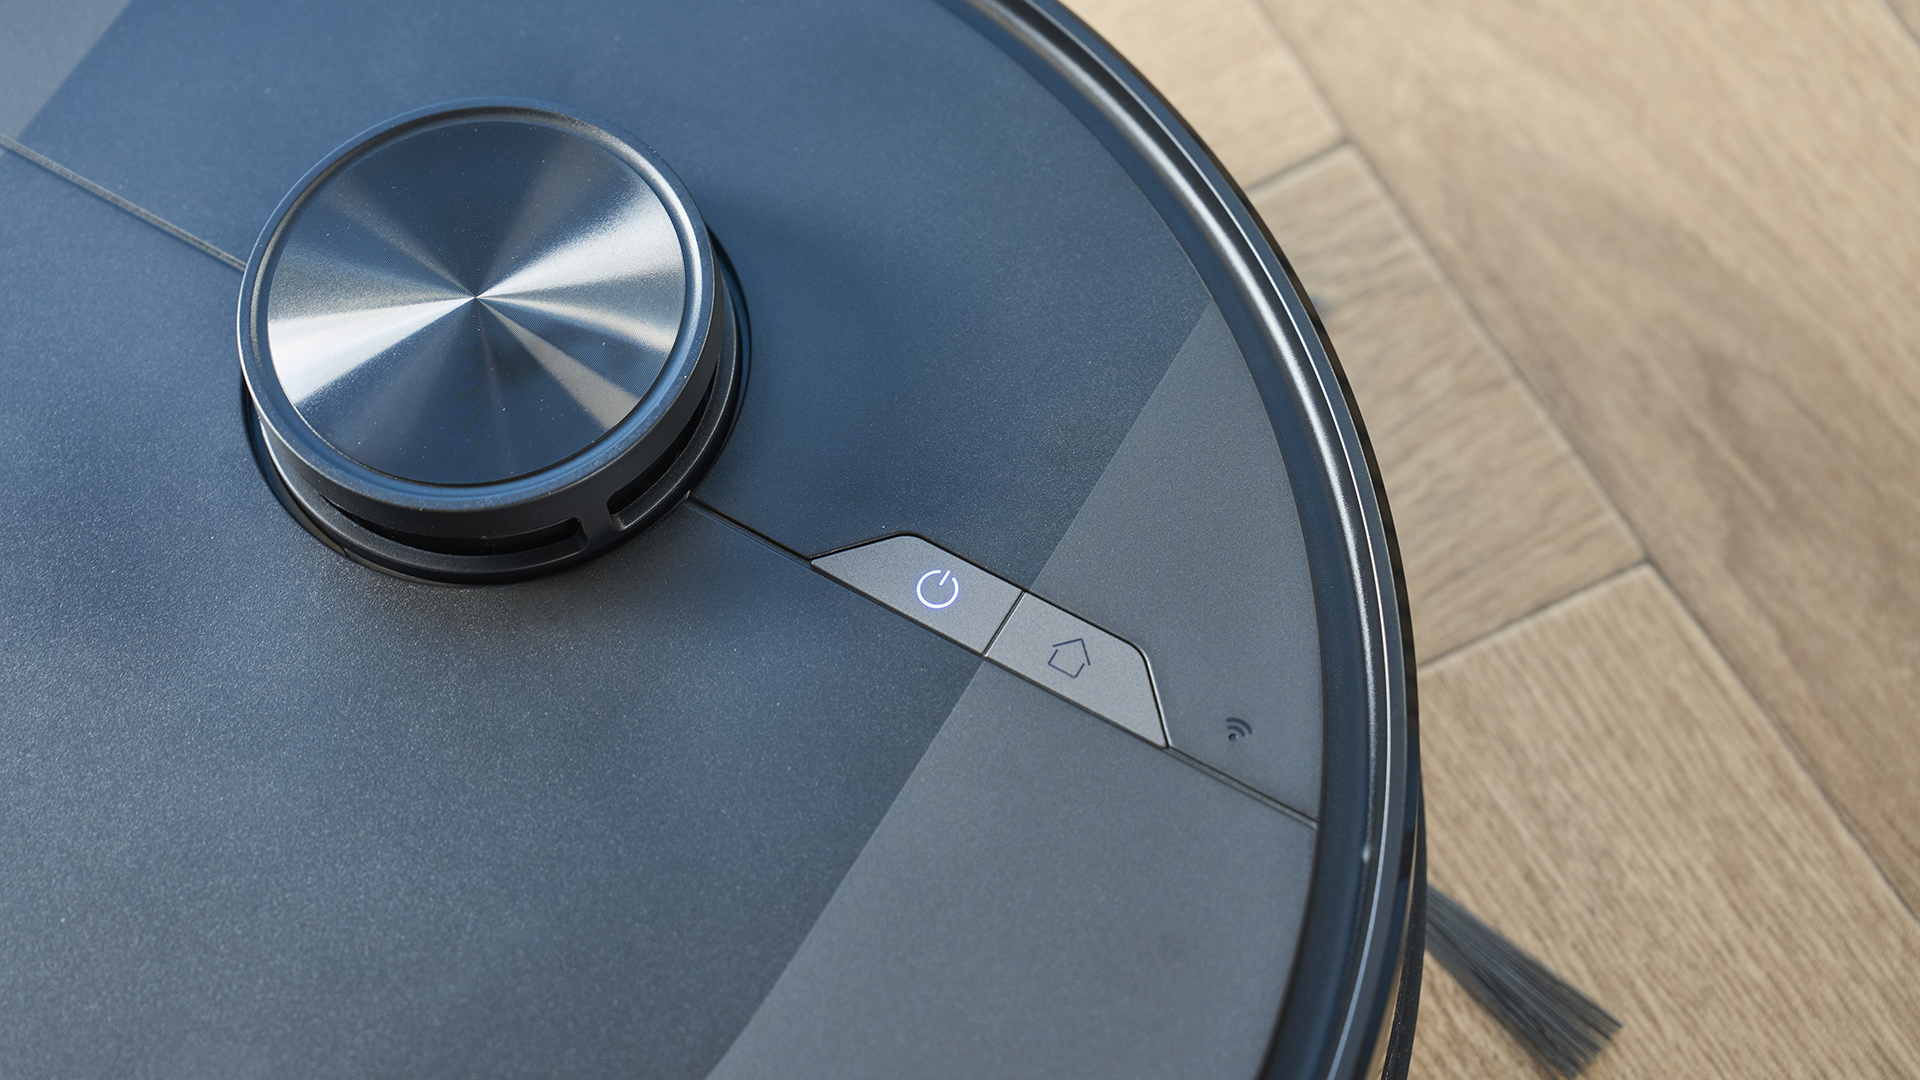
xmin=265 ymin=119 xmax=688 ymax=485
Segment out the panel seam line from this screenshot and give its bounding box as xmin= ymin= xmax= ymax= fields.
xmin=0 ymin=133 xmax=246 ymax=271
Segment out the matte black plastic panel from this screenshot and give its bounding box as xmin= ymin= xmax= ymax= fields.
xmin=707 ymin=663 xmax=1314 ymax=1080
xmin=0 ymin=157 xmax=985 ymax=1079
xmin=0 ymin=0 xmax=128 ymax=137
xmin=23 ymin=0 xmax=1209 ymax=585
xmin=1030 ymin=303 xmax=1322 ymax=814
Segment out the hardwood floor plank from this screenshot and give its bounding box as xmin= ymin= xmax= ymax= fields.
xmin=1262 ymin=0 xmax=1920 ymax=909
xmin=1882 ymin=0 xmax=1920 ymax=50
xmin=1413 ymin=569 xmax=1920 ymax=1079
xmin=1064 ymin=0 xmax=1340 ymax=186
xmin=1251 ymin=150 xmax=1639 ymax=658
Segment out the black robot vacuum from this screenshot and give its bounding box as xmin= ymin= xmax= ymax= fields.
xmin=0 ymin=1 xmax=1422 ymax=1077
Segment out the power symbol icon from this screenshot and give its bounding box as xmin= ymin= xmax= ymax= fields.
xmin=916 ymin=569 xmax=960 ymax=610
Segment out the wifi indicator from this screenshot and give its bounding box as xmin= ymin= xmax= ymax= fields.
xmin=1224 ymin=717 xmax=1252 ymax=742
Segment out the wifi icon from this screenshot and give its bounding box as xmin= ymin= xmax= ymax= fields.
xmin=1224 ymin=717 xmax=1253 ymax=742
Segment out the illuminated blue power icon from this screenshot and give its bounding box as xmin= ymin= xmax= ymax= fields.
xmin=916 ymin=568 xmax=960 ymax=610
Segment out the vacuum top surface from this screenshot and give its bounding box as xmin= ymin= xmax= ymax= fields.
xmin=0 ymin=2 xmax=1414 ymax=1077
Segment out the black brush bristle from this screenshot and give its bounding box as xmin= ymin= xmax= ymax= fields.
xmin=1426 ymin=888 xmax=1622 ymax=1078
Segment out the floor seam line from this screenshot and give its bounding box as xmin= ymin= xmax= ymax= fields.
xmin=1231 ymin=6 xmax=1649 ymax=561
xmin=1240 ymin=137 xmax=1350 ymax=198
xmin=1641 ymin=560 xmax=1920 ymax=931
xmin=1414 ymin=560 xmax=1647 ymax=673
xmin=1324 ymin=138 xmax=1649 ymax=564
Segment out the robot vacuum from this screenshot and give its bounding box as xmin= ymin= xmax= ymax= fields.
xmin=0 ymin=1 xmax=1422 ymax=1077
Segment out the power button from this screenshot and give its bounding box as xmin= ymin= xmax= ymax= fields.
xmin=814 ymin=536 xmax=1020 ymax=652
xmin=916 ymin=569 xmax=960 ymax=610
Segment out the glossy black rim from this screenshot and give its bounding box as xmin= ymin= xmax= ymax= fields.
xmin=935 ymin=3 xmax=1422 ymax=1076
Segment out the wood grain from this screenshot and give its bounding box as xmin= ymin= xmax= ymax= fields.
xmin=1884 ymin=0 xmax=1920 ymax=50
xmin=1064 ymin=0 xmax=1340 ymax=186
xmin=1251 ymin=150 xmax=1639 ymax=658
xmin=1413 ymin=568 xmax=1920 ymax=1079
xmin=1262 ymin=0 xmax=1920 ymax=909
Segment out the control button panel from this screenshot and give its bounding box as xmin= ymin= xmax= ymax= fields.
xmin=814 ymin=536 xmax=1169 ymax=748
xmin=813 ymin=535 xmax=1021 ymax=652
xmin=986 ymin=594 xmax=1167 ymax=747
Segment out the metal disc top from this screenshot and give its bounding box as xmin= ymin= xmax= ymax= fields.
xmin=238 ymin=101 xmax=742 ymax=582
xmin=265 ymin=116 xmax=687 ymax=486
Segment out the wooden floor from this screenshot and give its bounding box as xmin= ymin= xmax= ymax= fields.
xmin=1064 ymin=0 xmax=1920 ymax=1075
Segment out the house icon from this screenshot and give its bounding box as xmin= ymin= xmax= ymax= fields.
xmin=1047 ymin=638 xmax=1091 ymax=678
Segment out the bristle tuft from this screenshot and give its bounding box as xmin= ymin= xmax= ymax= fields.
xmin=1426 ymin=888 xmax=1621 ymax=1078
